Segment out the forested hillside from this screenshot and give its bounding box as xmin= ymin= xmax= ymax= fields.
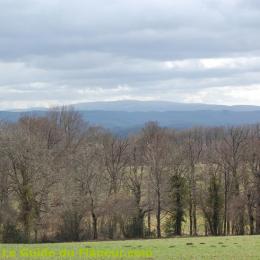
xmin=2 ymin=109 xmax=260 ymax=135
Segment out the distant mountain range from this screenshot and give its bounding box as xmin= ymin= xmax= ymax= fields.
xmin=72 ymin=100 xmax=260 ymax=112
xmin=1 ymin=100 xmax=260 ymax=135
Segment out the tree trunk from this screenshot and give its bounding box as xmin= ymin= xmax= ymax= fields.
xmin=147 ymin=211 xmax=151 ymax=237
xmin=175 ymin=191 xmax=182 ymax=236
xmin=256 ymin=172 xmax=260 ymax=234
xmin=247 ymin=193 xmax=254 ymax=235
xmin=191 ymin=165 xmax=197 ymax=236
xmin=189 ymin=191 xmax=193 ymax=236
xmin=204 ymin=222 xmax=208 ymax=236
xmin=34 ymin=229 xmax=38 ymax=243
xmin=90 ymin=196 xmax=98 ymax=240
xmin=22 ymin=200 xmax=31 ymax=243
xmin=223 ymin=171 xmax=228 ymax=235
xmin=227 ymin=218 xmax=230 ymax=235
xmin=193 ymin=203 xmax=197 ymax=235
xmin=137 ymin=210 xmax=144 ymax=238
xmin=156 ymin=189 xmax=161 ymax=238
xmin=24 ymin=217 xmax=30 ymax=243
xmin=233 ymin=169 xmax=245 ymax=235
xmin=92 ymin=212 xmax=98 ymax=240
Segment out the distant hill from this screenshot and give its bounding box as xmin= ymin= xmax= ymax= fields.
xmin=0 ymin=111 xmax=46 ymax=122
xmin=78 ymin=110 xmax=260 ymax=134
xmin=72 ymin=100 xmax=260 ymax=112
xmin=1 ymin=101 xmax=260 ymax=135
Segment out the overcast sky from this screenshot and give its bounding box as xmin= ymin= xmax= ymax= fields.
xmin=1 ymin=0 xmax=260 ymax=109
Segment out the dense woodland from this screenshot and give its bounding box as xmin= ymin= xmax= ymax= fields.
xmin=0 ymin=107 xmax=260 ymax=243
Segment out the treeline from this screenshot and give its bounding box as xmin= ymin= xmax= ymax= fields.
xmin=0 ymin=107 xmax=260 ymax=243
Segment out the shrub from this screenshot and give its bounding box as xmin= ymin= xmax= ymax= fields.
xmin=2 ymin=222 xmax=24 ymax=243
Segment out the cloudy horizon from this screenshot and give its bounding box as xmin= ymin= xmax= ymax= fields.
xmin=1 ymin=0 xmax=260 ymax=109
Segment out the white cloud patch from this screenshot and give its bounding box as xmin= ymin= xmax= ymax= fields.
xmin=183 ymin=85 xmax=260 ymax=105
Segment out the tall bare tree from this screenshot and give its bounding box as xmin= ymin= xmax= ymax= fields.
xmin=182 ymin=128 xmax=203 ymax=236
xmin=141 ymin=122 xmax=170 ymax=238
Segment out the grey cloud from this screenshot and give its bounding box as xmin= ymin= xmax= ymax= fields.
xmin=1 ymin=0 xmax=260 ymax=108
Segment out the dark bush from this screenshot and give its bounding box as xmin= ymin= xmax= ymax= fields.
xmin=56 ymin=209 xmax=84 ymax=242
xmin=2 ymin=222 xmax=24 ymax=243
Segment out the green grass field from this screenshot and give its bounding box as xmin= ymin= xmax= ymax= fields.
xmin=0 ymin=235 xmax=260 ymax=260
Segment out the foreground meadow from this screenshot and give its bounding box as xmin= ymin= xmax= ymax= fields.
xmin=0 ymin=235 xmax=260 ymax=260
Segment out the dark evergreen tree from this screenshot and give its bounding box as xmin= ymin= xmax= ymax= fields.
xmin=204 ymin=174 xmax=223 ymax=236
xmin=165 ymin=175 xmax=187 ymax=236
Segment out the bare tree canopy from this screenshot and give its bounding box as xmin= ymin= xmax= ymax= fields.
xmin=0 ymin=111 xmax=260 ymax=243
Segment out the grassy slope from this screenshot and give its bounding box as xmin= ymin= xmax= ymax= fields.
xmin=0 ymin=235 xmax=260 ymax=260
